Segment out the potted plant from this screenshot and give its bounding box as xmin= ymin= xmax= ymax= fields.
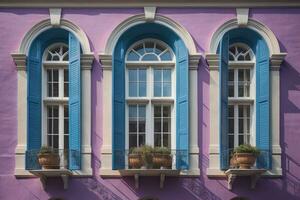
xmin=128 ymin=147 xmax=143 ymax=169
xmin=153 ymin=147 xmax=172 ymax=169
xmin=38 ymin=146 xmax=60 ymax=169
xmin=229 ymin=151 xmax=238 ymax=168
xmin=139 ymin=145 xmax=153 ymax=169
xmin=233 ymin=144 xmax=260 ymax=169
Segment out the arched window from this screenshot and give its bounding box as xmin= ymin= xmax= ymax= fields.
xmin=125 ymin=39 xmax=176 ymax=151
xmin=227 ymin=43 xmax=255 ymax=152
xmin=42 ymin=43 xmax=69 ymax=167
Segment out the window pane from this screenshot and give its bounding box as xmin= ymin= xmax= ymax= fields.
xmin=228 ymin=85 xmax=234 ymax=97
xmin=163 ymin=118 xmax=171 ymax=132
xmin=163 ymin=69 xmax=171 ymax=82
xmin=239 ymin=135 xmax=244 ymax=145
xmin=228 ymin=119 xmax=234 ymax=134
xmin=239 ymin=119 xmax=244 ymax=133
xmin=139 ymin=82 xmax=146 ymax=97
xmin=129 ymin=70 xmax=137 ymax=81
xmin=139 ymin=106 xmax=146 ymax=118
xmin=129 ymin=105 xmax=137 ymax=118
xmin=129 ymin=82 xmax=138 ymax=97
xmin=163 ymin=106 xmax=171 ymax=117
xmin=129 ymin=121 xmax=137 ymax=132
xmin=139 ymin=121 xmax=145 ymax=132
xmin=53 ymin=83 xmax=59 ymax=97
xmin=154 ymin=70 xmax=162 ymax=82
xmin=142 ymin=54 xmax=159 ymax=61
xmin=154 ymin=119 xmax=161 ymax=132
xmin=238 ymin=85 xmax=244 ymax=97
xmin=228 ymin=105 xmax=234 ymax=117
xmin=129 ymin=134 xmax=137 ymax=149
xmin=64 ymin=69 xmax=69 ymax=97
xmin=53 ymin=135 xmax=59 ymax=149
xmin=64 ymin=135 xmax=69 ymax=149
xmin=154 ymin=82 xmax=161 ymax=97
xmin=229 ymin=135 xmax=234 ymax=150
xmin=139 ymin=134 xmax=145 ymax=146
xmin=160 ymin=51 xmax=172 ymax=61
xmin=134 ymin=43 xmax=144 ymax=55
xmin=163 ymin=134 xmax=171 ymax=148
xmin=145 ymin=41 xmax=154 ymax=53
xmin=163 ymin=82 xmax=171 ymax=97
xmin=139 ymin=69 xmax=146 ymax=82
xmin=127 ymin=51 xmax=140 ymax=61
xmin=154 ymin=106 xmax=161 ymax=117
xmin=53 ymin=70 xmax=59 ymax=82
xmin=154 ymin=134 xmax=161 ymax=147
xmin=228 ymin=69 xmax=234 ymax=81
xmin=48 ymin=135 xmax=53 ymax=147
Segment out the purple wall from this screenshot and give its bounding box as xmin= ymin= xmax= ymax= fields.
xmin=0 ymin=8 xmax=300 ymax=200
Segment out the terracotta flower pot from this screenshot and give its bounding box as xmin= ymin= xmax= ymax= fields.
xmin=38 ymin=153 xmax=60 ymax=169
xmin=153 ymin=154 xmax=172 ymax=169
xmin=235 ymin=153 xmax=256 ymax=169
xmin=230 ymin=154 xmax=239 ymax=168
xmin=128 ymin=154 xmax=143 ymax=169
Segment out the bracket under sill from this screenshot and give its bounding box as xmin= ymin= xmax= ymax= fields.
xmin=225 ymin=169 xmax=267 ymax=190
xmin=29 ymin=169 xmax=72 ymax=190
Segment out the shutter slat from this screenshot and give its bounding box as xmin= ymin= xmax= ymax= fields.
xmin=69 ymin=33 xmax=81 ymax=170
xmin=256 ymin=39 xmax=271 ymax=169
xmin=176 ymin=40 xmax=189 ymax=170
xmin=26 ymin=40 xmax=42 ymax=170
xmin=219 ymin=33 xmax=229 ymax=170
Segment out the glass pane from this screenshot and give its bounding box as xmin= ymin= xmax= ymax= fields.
xmin=142 ymin=54 xmax=159 ymax=61
xmin=229 ymin=135 xmax=234 ymax=150
xmin=64 ymin=69 xmax=69 ymax=97
xmin=239 ymin=119 xmax=244 ymax=133
xmin=163 ymin=69 xmax=171 ymax=82
xmin=238 ymin=106 xmax=244 ymax=118
xmin=154 ymin=134 xmax=161 ymax=147
xmin=239 ymin=135 xmax=244 ymax=145
xmin=163 ymin=118 xmax=171 ymax=132
xmin=129 ymin=82 xmax=138 ymax=97
xmin=129 ymin=121 xmax=137 ymax=132
xmin=128 ymin=70 xmax=137 ymax=82
xmin=238 ymin=70 xmax=244 ymax=81
xmin=48 ymin=119 xmax=52 ymax=134
xmin=154 ymin=119 xmax=161 ymax=132
xmin=154 ymin=70 xmax=162 ymax=82
xmin=160 ymin=51 xmax=172 ymax=61
xmin=64 ymin=135 xmax=69 ymax=149
xmin=53 ymin=119 xmax=59 ymax=134
xmin=228 ymin=119 xmax=234 ymax=134
xmin=53 ymin=135 xmax=59 ymax=149
xmin=53 ymin=83 xmax=59 ymax=97
xmin=48 ymin=135 xmax=53 ymax=147
xmin=53 ymin=70 xmax=59 ymax=82
xmin=163 ymin=106 xmax=171 ymax=117
xmin=129 ymin=106 xmax=137 ymax=118
xmin=127 ymin=51 xmax=140 ymax=61
xmin=228 ymin=69 xmax=234 ymax=81
xmin=139 ymin=82 xmax=146 ymax=97
xmin=53 ymin=106 xmax=59 ymax=117
xmin=145 ymin=42 xmax=154 ymax=53
xmin=154 ymin=82 xmax=162 ymax=97
xmin=129 ymin=134 xmax=137 ymax=149
xmin=139 ymin=69 xmax=146 ymax=82
xmin=155 ymin=43 xmax=164 ymax=55
xmin=238 ymin=85 xmax=244 ymax=97
xmin=134 ymin=43 xmax=144 ymax=55
xmin=163 ymin=82 xmax=171 ymax=96
xmin=139 ymin=134 xmax=145 ymax=146
xmin=228 ymin=105 xmax=234 ymax=117
xmin=48 ymin=83 xmax=52 ymax=97
xmin=47 ymin=69 xmax=52 ymax=81
xmin=139 ymin=121 xmax=145 ymax=132
xmin=228 ymin=85 xmax=234 ymax=97
xmin=163 ymin=134 xmax=171 ymax=148
xmin=154 ymin=106 xmax=161 ymax=117
xmin=139 ymin=106 xmax=146 ymax=118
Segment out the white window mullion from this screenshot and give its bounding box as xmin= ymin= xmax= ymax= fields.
xmin=234 ymin=105 xmax=239 ymax=148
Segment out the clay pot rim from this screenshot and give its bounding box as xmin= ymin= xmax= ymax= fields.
xmin=235 ymin=153 xmax=256 ymax=156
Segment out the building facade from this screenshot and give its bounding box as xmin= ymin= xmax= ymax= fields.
xmin=0 ymin=1 xmax=300 ymax=199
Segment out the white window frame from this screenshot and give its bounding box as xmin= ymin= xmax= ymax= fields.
xmin=124 ymin=39 xmax=176 ymax=158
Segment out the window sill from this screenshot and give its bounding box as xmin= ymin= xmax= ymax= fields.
xmin=206 ymin=168 xmax=282 ymax=178
xmin=100 ymin=168 xmax=199 ymax=189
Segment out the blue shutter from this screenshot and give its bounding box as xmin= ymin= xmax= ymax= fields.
xmin=112 ymin=41 xmax=126 ymax=169
xmin=69 ymin=33 xmax=81 ymax=170
xmin=219 ymin=33 xmax=229 ymax=170
xmin=26 ymin=39 xmax=42 ymax=170
xmin=256 ymin=39 xmax=271 ymax=169
xmin=176 ymin=39 xmax=189 ymax=170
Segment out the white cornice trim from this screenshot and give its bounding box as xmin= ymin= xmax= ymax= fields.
xmin=49 ymin=8 xmax=62 ymax=26
xmin=1 ymin=1 xmax=300 ymax=8
xmin=236 ymin=8 xmax=249 ymax=27
xmin=189 ymin=53 xmax=202 ymax=70
xmin=103 ymin=14 xmax=197 ymax=55
xmin=15 ymin=19 xmax=91 ymax=55
xmin=144 ymin=7 xmax=156 ymax=22
xmin=11 ymin=53 xmax=27 ymax=71
xmin=209 ymin=18 xmax=283 ymax=56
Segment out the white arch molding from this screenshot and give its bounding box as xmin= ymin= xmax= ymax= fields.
xmin=206 ymin=18 xmax=286 ymax=177
xmin=18 ymin=18 xmax=92 ymax=55
xmin=99 ymin=14 xmax=201 ymax=177
xmin=104 ymin=14 xmax=198 ymax=55
xmin=12 ymin=18 xmax=93 ymax=177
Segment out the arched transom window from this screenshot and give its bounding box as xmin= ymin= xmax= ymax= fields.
xmin=42 ymin=43 xmax=69 ymax=159
xmin=125 ymin=39 xmax=176 ymax=153
xmin=227 ymin=43 xmax=255 ymax=153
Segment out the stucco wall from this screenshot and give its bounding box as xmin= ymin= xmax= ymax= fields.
xmin=0 ymin=8 xmax=299 ymax=200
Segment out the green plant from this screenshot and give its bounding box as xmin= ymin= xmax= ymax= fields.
xmin=129 ymin=145 xmax=153 ymax=168
xmin=233 ymin=144 xmax=260 ymax=157
xmin=153 ymin=147 xmax=171 ymax=155
xmin=39 ymin=146 xmax=58 ymax=155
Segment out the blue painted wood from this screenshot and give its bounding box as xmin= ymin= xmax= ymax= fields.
xmin=219 ymin=33 xmax=229 ymax=170
xmin=256 ymin=38 xmax=271 ymax=169
xmin=26 ymin=38 xmax=42 ymax=170
xmin=175 ymin=39 xmax=189 ymax=170
xmin=69 ymin=32 xmax=81 ymax=170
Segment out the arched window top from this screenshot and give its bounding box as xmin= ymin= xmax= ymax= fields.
xmin=43 ymin=43 xmax=69 ymax=62
xmin=229 ymin=43 xmax=254 ymax=62
xmin=126 ymin=39 xmax=175 ymax=62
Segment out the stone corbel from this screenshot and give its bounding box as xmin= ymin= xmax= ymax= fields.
xmin=205 ymin=53 xmax=219 ymax=71
xmin=99 ymin=53 xmax=112 ymax=70
xmin=270 ymin=53 xmax=287 ymax=71
xmin=81 ymin=53 xmax=94 ymax=70
xmin=189 ymin=53 xmax=202 ymax=70
xmin=11 ymin=53 xmax=27 ymax=71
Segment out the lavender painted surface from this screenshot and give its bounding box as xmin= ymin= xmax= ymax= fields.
xmin=0 ymin=8 xmax=299 ymax=200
